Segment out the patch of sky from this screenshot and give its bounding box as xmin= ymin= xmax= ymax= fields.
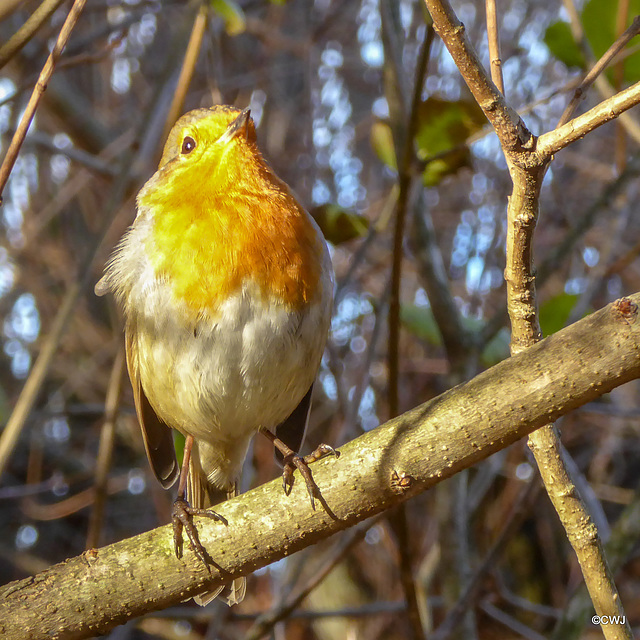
xmin=16 ymin=524 xmax=38 ymax=550
xmin=321 ymin=371 xmax=337 ymax=402
xmin=583 ymin=246 xmax=599 ymax=268
xmin=313 ymin=42 xmax=364 ymax=210
xmin=0 ymin=248 xmax=15 ymax=298
xmin=504 ymin=0 xmax=527 ymax=33
xmin=358 ymin=0 xmax=383 ymax=69
xmin=607 ymin=275 xmax=622 ymax=298
xmin=44 ymin=416 xmax=70 ymax=443
xmin=414 ymin=287 xmax=430 ymax=307
xmin=358 ymin=385 xmax=379 ymax=431
xmin=111 ymin=57 xmax=131 ymax=95
xmin=3 ymin=292 xmax=40 ymax=378
xmin=51 ymin=133 xmax=72 ymax=184
xmin=128 ymin=469 xmax=146 ymax=495
xmin=458 ymin=2 xmax=477 ymax=26
xmin=565 ymin=277 xmax=586 ymax=295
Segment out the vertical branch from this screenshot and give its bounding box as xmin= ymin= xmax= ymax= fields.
xmin=424 ymin=1 xmax=635 ymax=637
xmin=387 ymin=20 xmax=433 ymax=419
xmin=485 ymin=0 xmax=504 ymax=95
xmin=86 ymin=347 xmax=126 ymax=549
xmin=381 ymin=10 xmax=434 ymax=640
xmin=614 ymin=0 xmax=630 ymax=172
xmin=506 ymin=62 xmax=634 ymax=640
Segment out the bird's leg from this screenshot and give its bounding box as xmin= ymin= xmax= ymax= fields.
xmin=172 ymin=435 xmax=226 ymax=569
xmin=259 ymin=427 xmax=339 ymax=510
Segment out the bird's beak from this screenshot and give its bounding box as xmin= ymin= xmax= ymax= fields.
xmin=218 ymin=108 xmax=251 ymax=145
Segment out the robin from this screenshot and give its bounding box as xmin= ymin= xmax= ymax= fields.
xmin=96 ymin=105 xmax=336 ymax=605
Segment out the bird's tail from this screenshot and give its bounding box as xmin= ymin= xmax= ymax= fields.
xmin=188 ymin=441 xmax=246 ymax=607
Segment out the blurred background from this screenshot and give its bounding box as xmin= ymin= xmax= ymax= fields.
xmin=1 ymin=0 xmax=640 ymax=638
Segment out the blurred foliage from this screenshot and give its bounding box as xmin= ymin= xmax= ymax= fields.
xmin=544 ymin=0 xmax=640 ymax=83
xmin=210 ymin=0 xmax=246 ymax=36
xmin=311 ymin=203 xmax=369 ymax=245
xmin=371 ymin=118 xmax=398 ymax=171
xmin=415 ymin=97 xmax=486 ymax=185
xmin=539 ymin=292 xmax=581 ymax=335
xmin=371 ymin=97 xmax=486 ymax=186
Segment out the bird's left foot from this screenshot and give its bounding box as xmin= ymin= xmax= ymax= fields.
xmin=259 ymin=428 xmax=339 ymax=509
xmin=282 ymin=443 xmax=340 ymax=509
xmin=172 ymin=496 xmax=227 ymax=568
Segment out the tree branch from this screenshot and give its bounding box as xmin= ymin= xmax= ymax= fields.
xmin=423 ymin=0 xmax=530 ymax=152
xmin=538 ymin=80 xmax=640 ymax=157
xmin=2 ymin=294 xmax=640 ymax=640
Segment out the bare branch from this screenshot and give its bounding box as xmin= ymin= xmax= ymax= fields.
xmin=0 ymin=0 xmax=67 ymax=70
xmin=0 ymin=0 xmax=88 ymax=201
xmin=423 ymin=0 xmax=529 ymax=152
xmin=485 ymin=0 xmax=504 ymax=95
xmin=538 ymin=79 xmax=640 ymax=157
xmin=558 ymin=16 xmax=640 ymax=127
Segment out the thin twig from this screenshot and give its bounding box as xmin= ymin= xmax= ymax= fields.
xmin=382 ymin=16 xmax=434 ymax=640
xmin=86 ymin=347 xmax=126 ymax=549
xmin=423 ymin=0 xmax=528 ymax=152
xmin=613 ymin=1 xmax=630 ymax=172
xmin=410 ymin=190 xmax=471 ymax=377
xmin=388 ymin=22 xmax=433 ymax=418
xmin=561 ymin=0 xmax=640 ymax=144
xmin=162 ymin=3 xmax=208 ymax=144
xmin=22 ymin=474 xmax=130 ymax=521
xmin=242 ymin=519 xmax=380 ymax=640
xmin=432 ymin=480 xmax=540 ymax=640
xmin=557 ymin=15 xmax=640 ymax=127
xmin=538 ymin=79 xmax=640 ymax=158
xmin=20 ymin=129 xmax=131 ymax=249
xmin=0 ymin=0 xmax=87 ymax=201
xmin=0 ymin=0 xmax=68 ymax=70
xmin=485 ymin=0 xmax=504 ymax=95
xmin=479 ymin=600 xmax=547 ymax=640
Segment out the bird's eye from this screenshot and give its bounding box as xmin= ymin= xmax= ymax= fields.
xmin=181 ymin=136 xmax=196 ymax=155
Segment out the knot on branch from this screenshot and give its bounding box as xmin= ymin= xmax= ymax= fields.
xmin=612 ymin=297 xmax=638 ymax=325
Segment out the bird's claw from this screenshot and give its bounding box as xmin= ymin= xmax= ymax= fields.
xmin=171 ymin=497 xmax=226 ymax=570
xmin=281 ymin=444 xmax=340 ymax=510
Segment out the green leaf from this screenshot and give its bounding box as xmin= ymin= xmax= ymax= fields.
xmin=422 ymin=147 xmax=473 ymax=187
xmin=310 ymin=204 xmax=369 ymax=245
xmin=401 ymin=303 xmax=511 ymax=366
xmin=210 ymin=0 xmax=246 ymax=35
xmin=401 ymin=304 xmax=442 ymax=345
xmin=414 ymin=98 xmax=486 ymax=186
xmin=539 ymin=293 xmax=580 ymax=336
xmin=545 ymin=0 xmax=640 ymax=83
xmin=544 ymin=20 xmax=585 ymax=69
xmin=371 ymin=120 xmax=398 ymax=171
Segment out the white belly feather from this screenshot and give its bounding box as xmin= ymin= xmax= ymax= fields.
xmin=127 ymin=258 xmax=332 ymax=488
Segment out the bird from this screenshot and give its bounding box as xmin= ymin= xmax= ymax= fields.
xmin=95 ymin=105 xmax=336 ymax=606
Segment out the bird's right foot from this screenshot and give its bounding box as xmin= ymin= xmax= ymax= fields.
xmin=172 ymin=496 xmax=227 ymax=569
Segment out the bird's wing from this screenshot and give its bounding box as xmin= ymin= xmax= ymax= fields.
xmin=125 ymin=329 xmax=179 ymax=488
xmin=274 ymin=384 xmax=313 ymax=464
